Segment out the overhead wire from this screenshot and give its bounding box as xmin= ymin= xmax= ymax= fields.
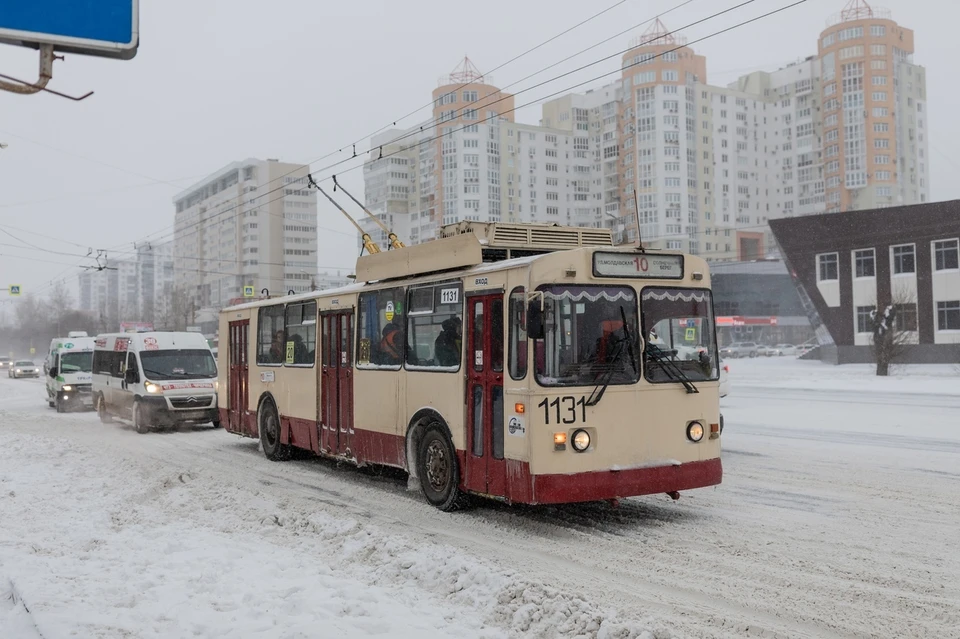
xmin=110 ymin=0 xmax=769 ymax=260
xmin=98 ymin=0 xmax=638 ymax=258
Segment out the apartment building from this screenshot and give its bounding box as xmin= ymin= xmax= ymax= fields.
xmin=361 ymin=2 xmax=927 ymax=259
xmin=173 ymin=158 xmax=319 ymax=311
xmin=77 ymin=241 xmax=175 ymax=328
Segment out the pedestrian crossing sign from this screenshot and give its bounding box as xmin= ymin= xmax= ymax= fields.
xmin=9 ymin=285 xmax=21 ymax=296
xmin=243 ymin=286 xmax=255 ymax=297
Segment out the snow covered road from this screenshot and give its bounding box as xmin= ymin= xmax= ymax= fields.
xmin=1 ymin=359 xmax=959 ymax=638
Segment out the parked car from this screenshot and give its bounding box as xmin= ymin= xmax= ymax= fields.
xmin=10 ymin=360 xmax=40 ymax=378
xmin=0 ymin=356 xmax=11 ymax=371
xmin=771 ymin=344 xmax=797 ymax=356
xmin=719 ymin=342 xmax=758 ymax=358
xmin=756 ymin=344 xmax=777 ymax=357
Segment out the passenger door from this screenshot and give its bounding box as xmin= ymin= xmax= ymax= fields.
xmin=320 ymin=311 xmax=354 ymax=456
xmin=120 ymin=351 xmax=140 ymax=416
xmin=227 ymin=320 xmax=252 ymax=435
xmin=464 ymin=294 xmax=506 ymax=497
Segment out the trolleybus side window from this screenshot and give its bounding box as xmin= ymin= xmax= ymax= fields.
xmin=284 ymin=301 xmax=317 ymax=366
xmin=405 ymin=282 xmax=462 ymax=371
xmin=508 ymin=287 xmax=527 ymax=380
xmin=641 ymin=287 xmax=719 ymax=383
xmin=357 ymin=288 xmax=405 ymax=369
xmin=533 ymin=285 xmax=640 ymax=387
xmin=257 ymin=305 xmax=286 ymax=365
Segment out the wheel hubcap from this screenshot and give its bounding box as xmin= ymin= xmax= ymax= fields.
xmin=424 ymin=440 xmax=449 ymax=491
xmin=264 ymin=414 xmax=278 ymax=447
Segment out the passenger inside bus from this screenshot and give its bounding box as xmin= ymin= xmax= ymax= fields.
xmin=379 ymin=322 xmax=403 ymax=365
xmin=269 ymin=330 xmax=285 ymax=363
xmin=434 ymin=316 xmax=462 ymax=366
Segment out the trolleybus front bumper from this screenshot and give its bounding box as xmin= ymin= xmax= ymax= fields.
xmin=527 ymin=457 xmax=722 ymax=505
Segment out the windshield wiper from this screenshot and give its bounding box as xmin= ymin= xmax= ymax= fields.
xmin=586 ymin=306 xmax=640 ymax=407
xmin=645 ymin=345 xmax=699 ymax=394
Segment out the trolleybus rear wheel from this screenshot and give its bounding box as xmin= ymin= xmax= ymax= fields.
xmin=259 ymin=401 xmax=291 ymax=461
xmin=417 ymin=423 xmax=469 ymax=511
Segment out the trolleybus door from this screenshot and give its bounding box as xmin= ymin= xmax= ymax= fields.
xmin=320 ymin=311 xmax=354 ymax=456
xmin=464 ymin=294 xmax=506 ymax=496
xmin=227 ymin=320 xmax=251 ymax=435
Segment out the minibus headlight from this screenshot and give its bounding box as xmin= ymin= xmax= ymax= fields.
xmin=571 ymin=429 xmax=590 ymax=452
xmin=144 ymin=382 xmax=162 ymax=394
xmin=687 ymin=421 xmax=705 ymax=442
xmin=62 ymin=385 xmax=72 ymax=391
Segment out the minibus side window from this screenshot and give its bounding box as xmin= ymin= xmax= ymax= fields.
xmin=508 ymin=287 xmax=527 ymax=380
xmin=257 ymin=305 xmax=286 ymax=365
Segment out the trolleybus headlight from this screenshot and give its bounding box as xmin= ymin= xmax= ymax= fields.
xmin=571 ymin=429 xmax=591 ymax=452
xmin=687 ymin=421 xmax=705 ymax=442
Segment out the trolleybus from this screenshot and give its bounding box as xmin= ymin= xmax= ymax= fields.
xmin=217 ymin=222 xmax=722 ymax=510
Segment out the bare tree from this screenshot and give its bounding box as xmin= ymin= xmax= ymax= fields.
xmin=869 ymin=289 xmax=916 ymax=376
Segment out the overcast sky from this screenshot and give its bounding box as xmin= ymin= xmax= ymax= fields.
xmin=0 ymin=0 xmax=954 ymax=306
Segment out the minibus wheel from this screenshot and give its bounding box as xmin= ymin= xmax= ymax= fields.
xmin=417 ymin=423 xmax=469 ymax=512
xmin=97 ymin=394 xmax=113 ymax=424
xmin=259 ymin=401 xmax=291 ymax=461
xmin=132 ymin=401 xmax=150 ymax=434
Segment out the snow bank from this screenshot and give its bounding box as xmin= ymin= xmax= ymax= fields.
xmin=724 ymin=357 xmax=960 ymax=396
xmin=0 ymin=414 xmax=667 ymax=639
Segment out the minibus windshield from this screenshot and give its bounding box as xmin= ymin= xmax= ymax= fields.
xmin=534 ymin=285 xmax=640 ymax=387
xmin=641 ymin=287 xmax=719 ymax=383
xmin=140 ymin=349 xmax=217 ymax=380
xmin=60 ymin=351 xmax=93 ymax=373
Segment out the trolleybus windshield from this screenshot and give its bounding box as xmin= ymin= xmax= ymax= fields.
xmin=641 ymin=287 xmax=719 ymax=383
xmin=534 ymin=285 xmax=641 ymax=387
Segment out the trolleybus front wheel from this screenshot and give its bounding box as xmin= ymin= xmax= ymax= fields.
xmin=259 ymin=401 xmax=291 ymax=461
xmin=417 ymin=423 xmax=469 ymax=512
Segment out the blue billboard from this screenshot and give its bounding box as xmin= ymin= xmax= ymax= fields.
xmin=0 ymin=0 xmax=138 ymax=60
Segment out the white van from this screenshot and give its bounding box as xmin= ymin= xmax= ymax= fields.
xmin=45 ymin=337 xmax=96 ymax=412
xmin=92 ymin=332 xmax=220 ymax=433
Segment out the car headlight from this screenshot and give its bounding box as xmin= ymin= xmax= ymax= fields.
xmin=15 ymin=369 xmax=21 ymax=373
xmin=62 ymin=385 xmax=73 ymax=391
xmin=571 ymin=429 xmax=591 ymax=452
xmin=687 ymin=421 xmax=705 ymax=442
xmin=144 ymin=382 xmax=162 ymax=394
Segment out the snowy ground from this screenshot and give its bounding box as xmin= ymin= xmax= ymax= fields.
xmin=1 ymin=360 xmax=959 ymax=639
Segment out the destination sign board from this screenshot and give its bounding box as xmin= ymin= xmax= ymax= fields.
xmin=592 ymin=252 xmax=684 ymax=279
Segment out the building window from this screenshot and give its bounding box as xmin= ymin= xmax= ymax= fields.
xmin=662 ymin=70 xmax=678 ymax=81
xmin=854 ymin=249 xmax=875 ymax=278
xmin=818 ymin=253 xmax=839 ymax=281
xmin=937 ymin=301 xmax=960 ymax=331
xmin=892 ymin=244 xmax=916 ymax=275
xmin=894 ymin=304 xmax=918 ymax=332
xmin=870 ymin=25 xmax=886 ymax=37
xmin=856 ymin=306 xmax=874 ymax=333
xmin=933 ymin=239 xmax=960 ymax=271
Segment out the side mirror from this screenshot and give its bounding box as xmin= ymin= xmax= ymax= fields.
xmin=49 ymin=366 xmax=58 ymax=378
xmin=527 ymin=300 xmax=545 ymax=340
xmin=125 ymin=369 xmax=139 ymax=384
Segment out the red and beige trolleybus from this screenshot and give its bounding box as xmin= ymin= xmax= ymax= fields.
xmin=217 ymin=222 xmax=722 ymax=510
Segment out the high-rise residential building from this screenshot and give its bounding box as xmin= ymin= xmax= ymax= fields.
xmin=173 ymin=158 xmax=319 ymax=311
xmin=362 ymin=2 xmax=927 ymax=260
xmin=77 ymin=240 xmax=175 ymax=328
xmin=816 ymin=0 xmax=927 ymax=212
